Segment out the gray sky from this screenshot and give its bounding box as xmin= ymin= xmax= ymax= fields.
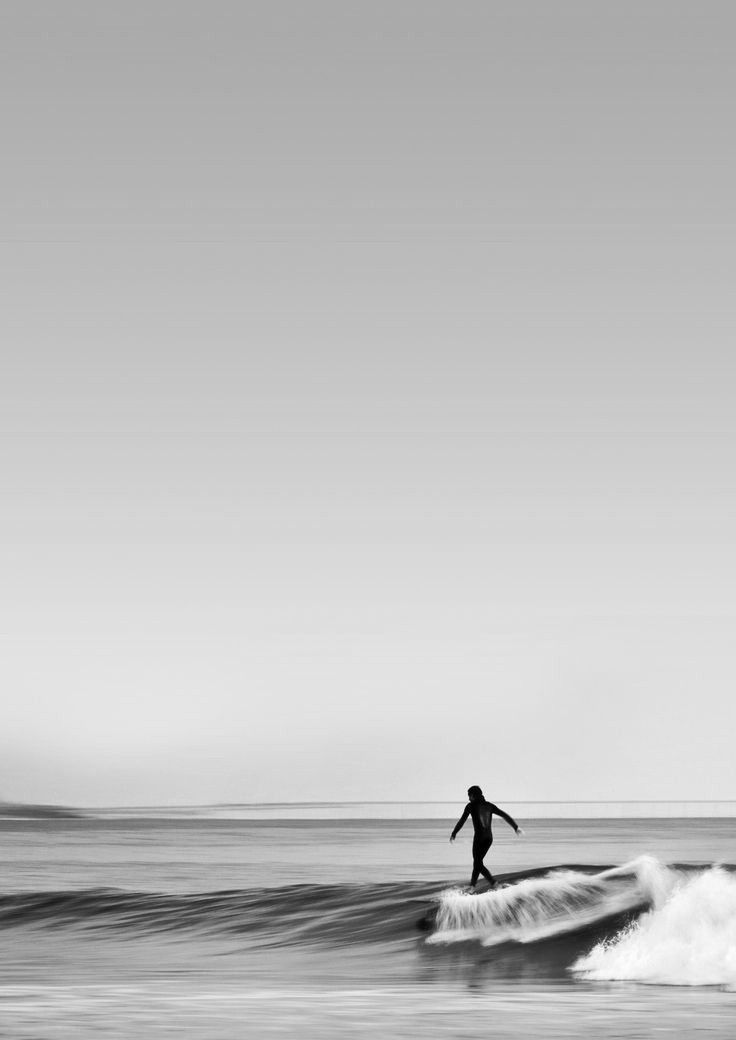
xmin=2 ymin=2 xmax=735 ymax=805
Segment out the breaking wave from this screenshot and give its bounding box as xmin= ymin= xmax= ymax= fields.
xmin=3 ymin=858 xmax=735 ymax=988
xmin=573 ymin=864 xmax=736 ymax=989
xmin=430 ymin=857 xmax=736 ymax=989
xmin=428 ymin=857 xmax=664 ymax=946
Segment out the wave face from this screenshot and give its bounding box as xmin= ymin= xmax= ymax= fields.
xmin=4 ymin=859 xmax=736 ymax=989
xmin=0 ymin=881 xmax=437 ymax=947
xmin=428 ymin=857 xmax=665 ymax=947
xmin=573 ymin=864 xmax=736 ymax=989
xmin=0 ymin=861 xmax=661 ymax=950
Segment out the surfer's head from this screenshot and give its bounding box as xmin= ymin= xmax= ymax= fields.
xmin=467 ymin=785 xmax=483 ymax=802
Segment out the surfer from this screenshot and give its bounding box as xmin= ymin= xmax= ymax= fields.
xmin=450 ymin=786 xmax=522 ymax=888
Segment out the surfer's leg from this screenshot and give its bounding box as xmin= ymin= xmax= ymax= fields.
xmin=471 ymin=838 xmax=493 ymax=887
xmin=478 ymin=862 xmax=495 ymax=885
xmin=470 ymin=837 xmax=481 ymax=886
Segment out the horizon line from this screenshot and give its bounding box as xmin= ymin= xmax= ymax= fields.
xmin=6 ymin=798 xmax=736 ymax=809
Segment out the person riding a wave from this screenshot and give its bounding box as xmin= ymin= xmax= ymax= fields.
xmin=450 ymin=785 xmax=522 ymax=888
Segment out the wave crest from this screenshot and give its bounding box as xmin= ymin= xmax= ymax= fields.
xmin=428 ymin=857 xmax=665 ymax=946
xmin=572 ymin=864 xmax=736 ymax=988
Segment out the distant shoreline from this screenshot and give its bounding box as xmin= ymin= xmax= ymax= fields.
xmin=0 ymin=802 xmax=84 ymax=820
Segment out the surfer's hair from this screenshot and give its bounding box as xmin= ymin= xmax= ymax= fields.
xmin=467 ymin=785 xmax=483 ymax=799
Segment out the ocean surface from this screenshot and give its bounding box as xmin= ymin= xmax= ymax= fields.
xmin=1 ymin=810 xmax=736 ymax=1037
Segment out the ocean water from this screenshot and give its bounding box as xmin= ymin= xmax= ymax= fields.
xmin=1 ymin=812 xmax=736 ymax=1037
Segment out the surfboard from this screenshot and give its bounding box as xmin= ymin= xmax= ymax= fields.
xmin=464 ymin=879 xmax=499 ymax=895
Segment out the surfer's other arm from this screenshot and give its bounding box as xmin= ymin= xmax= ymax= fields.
xmin=449 ymin=804 xmax=470 ymax=842
xmin=489 ymin=802 xmax=522 ymax=835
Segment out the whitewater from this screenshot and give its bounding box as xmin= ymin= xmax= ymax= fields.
xmin=430 ymin=855 xmax=736 ymax=989
xmin=574 ymin=862 xmax=736 ymax=988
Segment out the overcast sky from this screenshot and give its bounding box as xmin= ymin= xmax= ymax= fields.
xmin=2 ymin=1 xmax=735 ymax=806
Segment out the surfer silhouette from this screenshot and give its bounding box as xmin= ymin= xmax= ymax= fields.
xmin=450 ymin=786 xmax=522 ymax=888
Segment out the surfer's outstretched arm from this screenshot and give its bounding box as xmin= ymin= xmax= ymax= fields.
xmin=450 ymin=804 xmax=470 ymax=842
xmin=489 ymin=803 xmax=521 ymax=834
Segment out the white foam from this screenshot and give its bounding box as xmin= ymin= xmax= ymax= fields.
xmin=573 ymin=865 xmax=736 ymax=988
xmin=428 ymin=857 xmax=666 ymax=947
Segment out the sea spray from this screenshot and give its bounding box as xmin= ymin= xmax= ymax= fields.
xmin=573 ymin=865 xmax=736 ymax=988
xmin=429 ymin=857 xmax=667 ymax=947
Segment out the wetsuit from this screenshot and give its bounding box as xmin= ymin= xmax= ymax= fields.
xmin=451 ymin=799 xmax=519 ymax=886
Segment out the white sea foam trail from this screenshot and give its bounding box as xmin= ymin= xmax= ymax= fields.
xmin=429 ymin=857 xmax=667 ymax=947
xmin=573 ymin=864 xmax=736 ymax=988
